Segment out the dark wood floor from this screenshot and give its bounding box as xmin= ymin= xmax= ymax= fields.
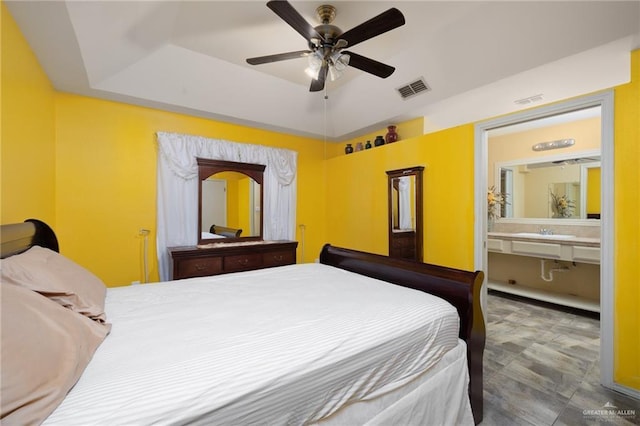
xmin=480 ymin=291 xmax=640 ymax=425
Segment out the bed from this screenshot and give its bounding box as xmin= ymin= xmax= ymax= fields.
xmin=1 ymin=219 xmax=485 ymax=425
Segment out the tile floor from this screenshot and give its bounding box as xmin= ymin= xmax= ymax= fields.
xmin=481 ymin=291 xmax=640 ymax=426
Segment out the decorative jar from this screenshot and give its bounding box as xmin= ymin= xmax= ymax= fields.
xmin=385 ymin=125 xmax=399 ymax=143
xmin=365 ymin=140 xmax=372 ymax=149
xmin=355 ymin=142 xmax=364 ymax=151
xmin=345 ymin=143 xmax=354 ymax=154
xmin=374 ymin=136 xmax=385 ymax=147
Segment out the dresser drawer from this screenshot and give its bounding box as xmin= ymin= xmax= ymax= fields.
xmin=176 ymin=256 xmax=223 ymax=279
xmin=224 ymin=253 xmax=262 ymax=272
xmin=262 ymin=249 xmax=295 ymax=267
xmin=169 ymin=241 xmax=298 ymax=280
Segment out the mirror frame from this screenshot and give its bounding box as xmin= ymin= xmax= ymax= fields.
xmin=494 ymin=149 xmax=601 ymax=224
xmin=386 ymin=166 xmax=424 ymax=262
xmin=197 ymin=158 xmax=266 ymax=244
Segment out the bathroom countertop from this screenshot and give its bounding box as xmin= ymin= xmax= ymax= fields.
xmin=488 ymin=232 xmax=600 ymax=247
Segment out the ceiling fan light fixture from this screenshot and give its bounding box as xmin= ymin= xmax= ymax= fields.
xmin=248 ymin=1 xmax=406 ymax=92
xmin=328 ymin=53 xmax=350 ymax=81
xmin=305 ymin=50 xmax=324 ymax=79
xmin=332 ymin=52 xmax=350 ymax=71
xmin=328 ymin=66 xmax=340 ymax=81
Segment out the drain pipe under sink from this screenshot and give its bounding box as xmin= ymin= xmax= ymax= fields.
xmin=540 ymin=259 xmax=570 ymax=282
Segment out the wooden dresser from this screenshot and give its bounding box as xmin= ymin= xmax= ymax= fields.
xmin=169 ymin=241 xmax=298 ymax=280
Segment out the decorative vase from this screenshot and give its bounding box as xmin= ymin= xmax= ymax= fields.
xmin=355 ymin=142 xmax=364 ymax=152
xmin=345 ymin=143 xmax=353 ymax=154
xmin=374 ymin=135 xmax=385 ymax=147
xmin=385 ymin=125 xmax=399 ymax=143
xmin=365 ymin=140 xmax=372 ymax=149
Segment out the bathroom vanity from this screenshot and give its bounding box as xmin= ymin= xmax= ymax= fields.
xmin=487 ymin=232 xmax=600 ymax=312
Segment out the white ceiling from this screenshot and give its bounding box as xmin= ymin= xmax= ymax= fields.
xmin=6 ymin=1 xmax=640 ymax=141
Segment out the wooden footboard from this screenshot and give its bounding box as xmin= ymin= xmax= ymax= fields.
xmin=319 ymin=244 xmax=485 ymax=424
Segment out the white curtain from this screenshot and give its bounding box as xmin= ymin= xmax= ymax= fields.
xmin=156 ymin=132 xmax=297 ymax=281
xmin=398 ymin=176 xmax=413 ymax=230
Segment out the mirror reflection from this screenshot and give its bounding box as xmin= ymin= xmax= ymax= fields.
xmin=390 ymin=176 xmax=416 ymax=230
xmin=197 ymin=158 xmax=265 ymax=244
xmin=497 ymin=154 xmax=600 ymax=219
xmin=201 ymin=171 xmax=261 ymax=239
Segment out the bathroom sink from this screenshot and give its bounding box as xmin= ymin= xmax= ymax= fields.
xmin=513 ymin=232 xmax=576 ymax=240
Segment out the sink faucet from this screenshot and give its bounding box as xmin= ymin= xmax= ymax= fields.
xmin=539 ymin=228 xmax=554 ymax=235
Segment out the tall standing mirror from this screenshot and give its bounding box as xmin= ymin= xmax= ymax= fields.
xmin=387 ymin=166 xmax=424 ymax=261
xmin=197 ymin=158 xmax=265 ymax=244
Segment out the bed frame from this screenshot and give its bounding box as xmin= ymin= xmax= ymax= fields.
xmin=320 ymin=244 xmax=485 ymax=424
xmin=0 ymin=220 xmax=485 ymax=424
xmin=0 ymin=219 xmax=58 ymax=258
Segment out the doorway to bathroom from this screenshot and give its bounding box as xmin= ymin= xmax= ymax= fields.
xmin=473 ymin=91 xmax=616 ymax=392
xmin=486 ymin=105 xmax=602 ymax=312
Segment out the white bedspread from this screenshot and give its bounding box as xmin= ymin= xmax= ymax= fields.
xmin=45 ymin=263 xmax=461 ymax=425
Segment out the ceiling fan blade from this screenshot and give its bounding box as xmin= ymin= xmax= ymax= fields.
xmin=309 ymin=62 xmax=328 ymax=92
xmin=338 ymin=8 xmax=405 ymax=49
xmin=247 ymin=50 xmax=311 ymax=65
xmin=343 ymin=52 xmax=395 ymax=78
xmin=267 ymin=0 xmax=324 ymax=43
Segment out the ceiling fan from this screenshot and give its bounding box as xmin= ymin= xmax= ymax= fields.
xmin=246 ymin=1 xmax=405 ymax=92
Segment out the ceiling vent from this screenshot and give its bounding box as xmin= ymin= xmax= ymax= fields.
xmin=396 ymin=78 xmax=431 ymax=100
xmin=514 ymin=94 xmax=544 ymax=106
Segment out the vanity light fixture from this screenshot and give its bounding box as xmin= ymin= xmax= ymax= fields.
xmin=531 ymin=138 xmax=575 ymax=152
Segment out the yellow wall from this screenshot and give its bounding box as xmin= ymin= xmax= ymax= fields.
xmin=613 ymin=49 xmax=640 ymax=390
xmin=1 ymin=2 xmax=56 ymax=225
xmin=2 ymin=6 xmax=638 ymax=391
xmin=329 ymin=117 xmax=425 ymax=159
xmin=54 ymin=94 xmax=327 ymax=285
xmin=326 ymin=124 xmax=475 ymax=271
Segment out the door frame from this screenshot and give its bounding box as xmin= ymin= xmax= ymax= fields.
xmin=473 ymin=91 xmax=616 ymax=390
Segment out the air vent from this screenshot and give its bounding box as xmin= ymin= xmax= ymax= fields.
xmin=396 ymin=78 xmax=431 ymax=100
xmin=514 ymin=94 xmax=544 ymax=105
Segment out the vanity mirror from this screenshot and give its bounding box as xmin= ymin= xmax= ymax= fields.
xmin=386 ymin=166 xmax=424 ymax=261
xmin=197 ymin=158 xmax=265 ymax=244
xmin=495 ymin=151 xmax=601 ymax=221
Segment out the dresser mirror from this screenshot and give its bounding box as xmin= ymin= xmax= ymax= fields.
xmin=386 ymin=166 xmax=424 ymax=262
xmin=495 ymin=151 xmax=600 ymax=220
xmin=197 ymin=158 xmax=265 ymax=244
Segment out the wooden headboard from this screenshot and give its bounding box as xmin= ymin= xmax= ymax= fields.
xmin=319 ymin=244 xmax=485 ymax=424
xmin=0 ymin=219 xmax=59 ymax=259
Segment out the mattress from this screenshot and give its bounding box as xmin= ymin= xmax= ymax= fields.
xmin=44 ymin=263 xmax=463 ymax=425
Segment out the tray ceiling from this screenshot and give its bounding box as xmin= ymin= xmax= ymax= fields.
xmin=6 ymin=1 xmax=640 ymax=140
